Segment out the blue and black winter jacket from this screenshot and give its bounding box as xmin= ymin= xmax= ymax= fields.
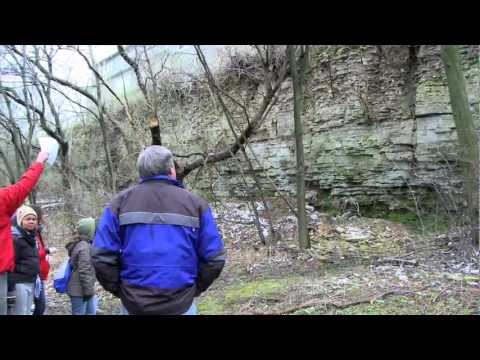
xmin=92 ymin=175 xmax=225 ymax=315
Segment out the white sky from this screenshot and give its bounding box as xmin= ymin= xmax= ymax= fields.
xmin=55 ymin=45 xmax=234 ymax=87
xmin=0 ymin=45 xmax=249 ymax=136
xmin=0 ymin=46 xmax=121 ymax=129
xmin=91 ymin=45 xmax=118 ymax=60
xmin=54 ymin=45 xmax=120 ymax=87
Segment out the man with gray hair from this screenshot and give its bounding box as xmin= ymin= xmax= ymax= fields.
xmin=92 ymin=145 xmax=225 ymax=315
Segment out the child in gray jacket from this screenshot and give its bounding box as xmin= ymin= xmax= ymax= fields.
xmin=65 ymin=218 xmax=97 ymax=315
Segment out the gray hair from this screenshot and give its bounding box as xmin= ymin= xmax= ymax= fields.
xmin=137 ymin=145 xmax=175 ymax=178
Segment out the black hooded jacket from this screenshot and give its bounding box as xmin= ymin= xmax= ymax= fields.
xmin=8 ymin=225 xmax=40 ymax=285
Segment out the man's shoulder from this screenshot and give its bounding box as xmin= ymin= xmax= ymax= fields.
xmin=174 ymin=186 xmax=210 ymax=210
xmin=117 ymin=184 xmax=140 ymax=198
xmin=142 ymin=180 xmax=209 ymax=205
xmin=108 ymin=184 xmax=140 ymax=209
xmin=107 ymin=181 xmax=212 ymax=214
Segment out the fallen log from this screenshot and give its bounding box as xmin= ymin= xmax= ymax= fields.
xmin=244 ymin=289 xmax=415 ymax=315
xmin=374 ymin=257 xmax=419 ymax=267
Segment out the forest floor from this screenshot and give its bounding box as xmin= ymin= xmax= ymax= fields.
xmin=43 ymin=201 xmax=480 ymax=315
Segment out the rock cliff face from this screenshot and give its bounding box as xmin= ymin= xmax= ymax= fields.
xmin=162 ymin=45 xmax=479 ymax=212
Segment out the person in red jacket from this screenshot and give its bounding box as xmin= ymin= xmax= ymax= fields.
xmin=0 ymin=151 xmax=49 ymax=315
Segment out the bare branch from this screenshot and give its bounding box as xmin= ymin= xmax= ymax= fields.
xmin=179 ymin=47 xmax=288 ymax=179
xmin=117 ymin=45 xmax=149 ymax=101
xmin=8 ymin=45 xmax=100 ymax=107
xmin=1 ymin=87 xmax=66 ymax=147
xmin=173 ymin=152 xmax=206 ymax=159
xmin=74 ymin=46 xmax=125 ymax=106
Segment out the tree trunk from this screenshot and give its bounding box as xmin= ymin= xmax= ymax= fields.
xmin=98 ymin=109 xmax=117 ymax=191
xmin=287 ymin=45 xmax=310 ymax=249
xmin=193 ymin=46 xmax=280 ymax=244
xmin=0 ymin=146 xmax=16 ymax=184
xmin=59 ymin=144 xmax=76 ymax=227
xmin=87 ymin=46 xmax=117 ymax=192
xmin=440 ymin=45 xmax=479 ymax=247
xmin=148 ymin=115 xmax=162 ymax=145
xmin=117 ymin=45 xmax=162 ymax=146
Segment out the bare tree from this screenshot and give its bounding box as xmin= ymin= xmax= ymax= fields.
xmin=72 ymin=45 xmax=138 ymax=155
xmin=440 ymin=45 xmax=479 ymax=247
xmin=117 ymin=45 xmax=163 ymax=146
xmin=0 ymin=140 xmax=16 ymax=184
xmin=0 ymin=45 xmax=93 ymax=222
xmin=0 ymin=49 xmax=40 ymax=203
xmin=0 ymin=91 xmax=32 ymax=179
xmin=194 ymin=45 xmax=283 ymax=244
xmin=1 ymin=73 xmax=73 ymax=198
xmin=117 ymin=45 xmax=290 ymax=186
xmin=287 ymin=45 xmax=310 ymax=249
xmin=4 ymin=45 xmax=145 ymax=191
xmin=178 ymin=46 xmax=289 ymax=181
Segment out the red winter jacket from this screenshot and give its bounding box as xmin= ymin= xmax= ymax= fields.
xmin=36 ymin=231 xmax=50 ymax=281
xmin=0 ymin=162 xmax=44 ymax=274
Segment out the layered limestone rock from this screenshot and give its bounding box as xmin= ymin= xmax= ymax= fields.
xmin=162 ymin=45 xmax=479 ymax=212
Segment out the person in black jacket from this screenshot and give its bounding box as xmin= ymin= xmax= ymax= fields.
xmin=8 ymin=206 xmax=40 ymax=315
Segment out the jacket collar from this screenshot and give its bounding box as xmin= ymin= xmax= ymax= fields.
xmin=139 ymin=175 xmax=184 ymax=188
xmin=12 ymin=224 xmax=36 ymax=247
